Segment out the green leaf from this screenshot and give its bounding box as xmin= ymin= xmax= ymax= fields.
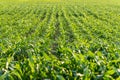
xmin=105 ymin=70 xmax=115 ymax=75
xmin=11 ymin=70 xmax=22 ymax=80
xmin=57 ymin=75 xmax=65 ymax=80
xmin=116 ymin=76 xmax=120 ymax=80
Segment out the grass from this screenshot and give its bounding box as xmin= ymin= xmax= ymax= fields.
xmin=0 ymin=0 xmax=120 ymax=79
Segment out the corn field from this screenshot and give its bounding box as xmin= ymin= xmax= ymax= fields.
xmin=0 ymin=0 xmax=120 ymax=79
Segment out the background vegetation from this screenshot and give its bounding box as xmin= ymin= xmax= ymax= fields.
xmin=0 ymin=0 xmax=120 ymax=79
